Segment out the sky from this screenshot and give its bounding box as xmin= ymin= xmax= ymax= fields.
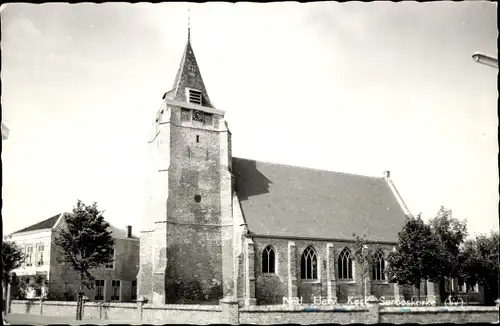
xmin=1 ymin=2 xmax=498 ymax=238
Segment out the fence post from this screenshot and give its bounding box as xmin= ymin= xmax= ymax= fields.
xmin=82 ymin=295 xmax=89 ymax=319
xmin=6 ymin=283 xmax=11 ymax=314
xmin=39 ymin=297 xmax=43 ymax=315
xmin=366 ymin=295 xmax=380 ymax=324
xmin=137 ymin=296 xmax=148 ymax=322
xmin=221 ymin=297 xmax=240 ymax=325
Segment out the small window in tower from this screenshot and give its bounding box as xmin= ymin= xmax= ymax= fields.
xmin=204 ymin=114 xmax=213 ymax=126
xmin=181 ymin=109 xmax=190 ymax=122
xmin=188 ymin=89 xmax=203 ymax=105
xmin=194 ymin=195 xmax=202 ymax=203
xmin=196 ymin=135 xmax=199 ymax=143
xmin=192 ymin=110 xmax=204 ymax=122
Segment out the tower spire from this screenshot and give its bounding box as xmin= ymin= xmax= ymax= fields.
xmin=188 ymin=7 xmax=191 ymax=41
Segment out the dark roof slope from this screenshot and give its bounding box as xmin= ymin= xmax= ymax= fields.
xmin=232 ymin=158 xmax=406 ymax=243
xmin=12 ymin=213 xmax=61 ymax=234
xmin=170 ymin=39 xmax=213 ymax=107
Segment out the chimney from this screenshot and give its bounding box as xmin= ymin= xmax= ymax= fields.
xmin=383 ymin=171 xmax=391 ymax=180
xmin=127 ymin=225 xmax=132 ymax=238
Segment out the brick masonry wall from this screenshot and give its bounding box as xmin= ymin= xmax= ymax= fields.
xmin=252 ymin=237 xmax=396 ymax=304
xmin=137 ymin=231 xmax=153 ymax=300
xmin=164 ymin=114 xmax=224 ymax=302
xmin=8 ymin=300 xmax=499 ymax=324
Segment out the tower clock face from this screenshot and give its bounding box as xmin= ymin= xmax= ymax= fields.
xmin=193 ymin=110 xmax=204 ymax=122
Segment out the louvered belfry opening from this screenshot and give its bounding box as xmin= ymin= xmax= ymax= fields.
xmin=188 ymin=89 xmax=202 ymax=105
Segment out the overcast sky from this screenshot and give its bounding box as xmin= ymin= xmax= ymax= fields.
xmin=1 ymin=2 xmax=498 ymax=238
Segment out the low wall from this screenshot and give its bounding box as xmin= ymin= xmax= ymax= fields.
xmin=9 ymin=299 xmax=499 ymax=324
xmin=380 ymin=306 xmax=500 ymax=324
xmin=9 ymin=300 xmax=224 ymax=325
xmin=240 ymin=305 xmax=375 ymax=325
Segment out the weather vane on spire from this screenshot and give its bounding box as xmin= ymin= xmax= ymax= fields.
xmin=188 ymin=7 xmax=191 ymax=41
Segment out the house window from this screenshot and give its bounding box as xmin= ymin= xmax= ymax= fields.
xmin=301 ymin=246 xmax=317 ymax=280
xmin=338 ymin=248 xmax=353 ymax=280
xmin=196 ymin=135 xmax=200 ymax=143
xmin=111 ymin=280 xmax=121 ymax=301
xmin=181 ymin=109 xmax=190 ymax=122
xmin=188 ymin=89 xmax=202 ymax=105
xmin=21 ymin=247 xmax=26 ymax=267
xmin=458 ymin=279 xmax=466 ymax=292
xmin=131 ymin=281 xmax=137 ymax=301
xmin=105 ymin=248 xmax=115 ymax=269
xmin=371 ymin=251 xmax=385 ymax=281
xmin=95 ymin=280 xmax=104 ymax=301
xmin=467 ymin=283 xmax=479 ymax=292
xmin=192 ymin=110 xmax=204 ymax=122
xmin=262 ymin=245 xmax=276 ymax=274
xmin=25 ymin=246 xmax=34 ymax=267
xmin=36 ymin=252 xmax=44 ymax=266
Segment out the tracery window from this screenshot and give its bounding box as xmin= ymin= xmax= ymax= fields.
xmin=262 ymin=245 xmax=276 ymax=274
xmin=338 ymin=248 xmax=353 ymax=280
xmin=371 ymin=251 xmax=385 ymax=281
xmin=301 ymin=246 xmax=317 ymax=280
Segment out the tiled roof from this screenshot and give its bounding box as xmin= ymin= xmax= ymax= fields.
xmin=232 ymin=158 xmax=407 ymax=243
xmin=12 ymin=213 xmax=61 ymax=234
xmin=12 ymin=213 xmax=137 ymax=239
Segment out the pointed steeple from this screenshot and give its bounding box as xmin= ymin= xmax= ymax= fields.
xmin=169 ymin=20 xmax=213 ymax=108
xmin=188 ymin=7 xmax=191 ymax=42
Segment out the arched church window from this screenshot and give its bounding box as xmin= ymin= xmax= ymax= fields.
xmin=262 ymin=246 xmax=275 ymax=274
xmin=338 ymin=248 xmax=353 ymax=280
xmin=301 ymin=246 xmax=317 ymax=280
xmin=371 ymin=251 xmax=385 ymax=281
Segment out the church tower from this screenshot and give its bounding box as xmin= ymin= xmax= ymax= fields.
xmin=137 ymin=30 xmax=235 ymax=305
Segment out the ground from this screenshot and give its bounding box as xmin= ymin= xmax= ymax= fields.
xmin=2 ymin=313 xmax=143 ymax=326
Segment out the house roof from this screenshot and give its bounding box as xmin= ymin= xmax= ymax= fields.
xmin=232 ymin=158 xmax=407 ymax=243
xmin=12 ymin=213 xmax=138 ymax=239
xmin=12 ymin=213 xmax=62 ymax=234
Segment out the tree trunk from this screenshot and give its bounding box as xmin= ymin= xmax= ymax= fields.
xmin=484 ymin=282 xmax=493 ymax=306
xmin=438 ymin=277 xmax=446 ymax=303
xmin=416 ymin=282 xmax=421 ymax=301
xmin=76 ymin=278 xmax=84 ymax=320
xmin=76 ymin=294 xmax=81 ymax=320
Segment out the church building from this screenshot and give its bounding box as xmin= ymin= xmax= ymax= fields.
xmin=137 ymin=31 xmax=421 ymax=306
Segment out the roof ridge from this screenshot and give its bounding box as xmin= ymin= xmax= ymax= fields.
xmin=232 ymin=156 xmax=384 ymax=180
xmin=12 ymin=213 xmax=62 ymax=234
